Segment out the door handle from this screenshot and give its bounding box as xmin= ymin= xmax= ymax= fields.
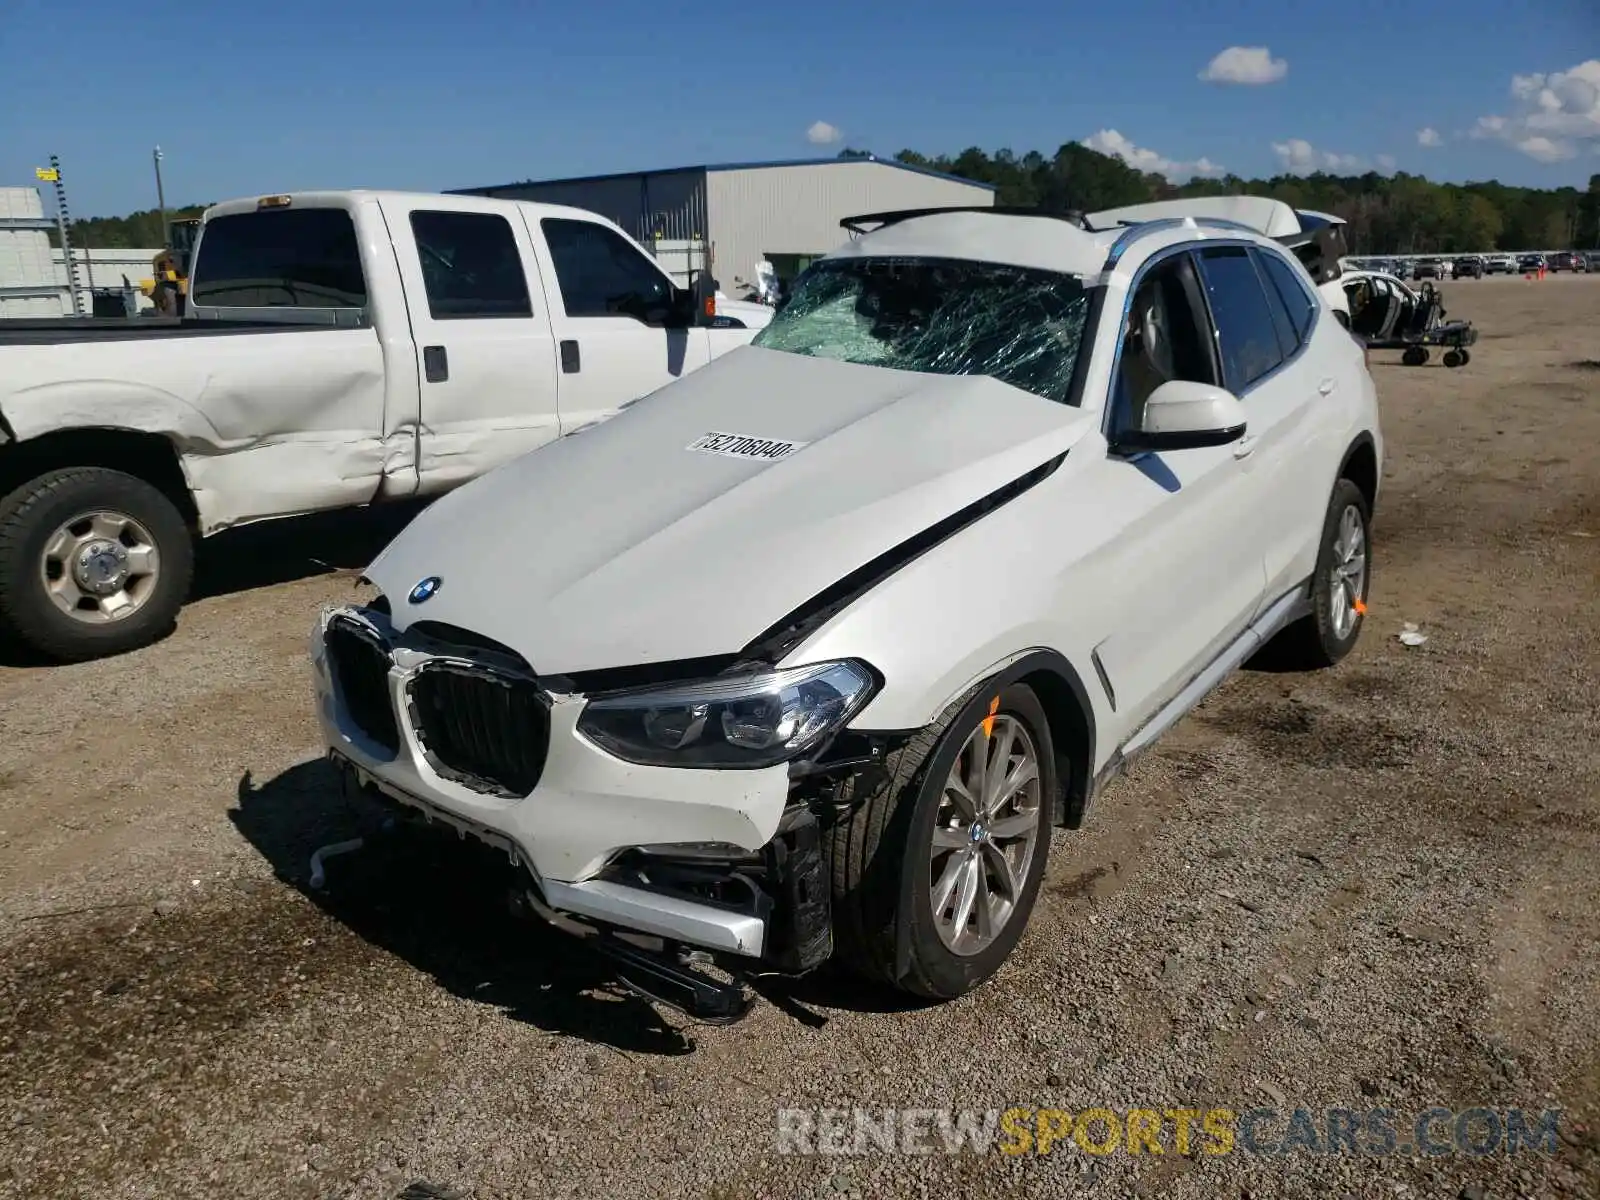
xmin=1233 ymin=435 xmax=1258 ymax=459
xmin=423 ymin=345 xmax=448 ymax=383
xmin=1318 ymin=377 xmax=1337 ymax=396
xmin=560 ymin=339 xmax=581 ymax=374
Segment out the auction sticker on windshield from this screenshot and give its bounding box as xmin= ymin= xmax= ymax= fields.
xmin=686 ymin=431 xmax=810 ymax=462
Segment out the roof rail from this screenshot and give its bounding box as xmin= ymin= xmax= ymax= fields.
xmin=839 ymin=206 xmax=1094 ymax=236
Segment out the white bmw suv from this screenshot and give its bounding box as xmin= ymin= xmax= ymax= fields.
xmin=313 ymin=206 xmax=1382 ymax=1020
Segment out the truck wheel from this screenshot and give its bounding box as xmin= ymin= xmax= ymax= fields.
xmin=0 ymin=468 xmax=194 ymax=662
xmin=1264 ymin=478 xmax=1371 ymax=670
xmin=830 ymin=680 xmax=1055 ymax=1000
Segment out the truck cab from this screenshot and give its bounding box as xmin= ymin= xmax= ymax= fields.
xmin=0 ymin=190 xmax=763 ymax=662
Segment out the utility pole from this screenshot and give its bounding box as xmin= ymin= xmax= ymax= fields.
xmin=49 ymin=154 xmax=84 ymax=317
xmin=153 ymin=145 xmax=169 ymax=248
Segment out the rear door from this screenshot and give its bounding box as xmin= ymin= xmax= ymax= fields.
xmin=1194 ymin=245 xmax=1324 ymax=609
xmin=530 ymin=215 xmax=712 ymax=433
xmin=378 ymin=198 xmax=562 ymax=493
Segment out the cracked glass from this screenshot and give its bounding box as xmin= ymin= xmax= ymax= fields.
xmin=751 ymin=257 xmax=1092 ymax=404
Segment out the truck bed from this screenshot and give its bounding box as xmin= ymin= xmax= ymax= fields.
xmin=0 ymin=316 xmax=352 ymax=346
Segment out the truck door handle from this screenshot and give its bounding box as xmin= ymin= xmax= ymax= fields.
xmin=1318 ymin=377 xmax=1337 ymax=396
xmin=560 ymin=340 xmax=581 ymax=374
xmin=423 ymin=345 xmax=448 ymax=383
xmin=1233 ymin=435 xmax=1258 ymax=459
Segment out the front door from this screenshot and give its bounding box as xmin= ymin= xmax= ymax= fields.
xmin=1085 ymin=250 xmax=1267 ymax=740
xmin=530 ymin=215 xmax=712 ymax=434
xmin=379 ymin=198 xmax=562 ymax=493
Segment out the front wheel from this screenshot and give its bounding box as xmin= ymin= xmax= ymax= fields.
xmin=0 ymin=467 xmax=194 ymax=662
xmin=830 ymin=681 xmax=1056 ymax=1000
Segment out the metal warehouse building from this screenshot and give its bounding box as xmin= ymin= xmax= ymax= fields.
xmin=456 ymin=155 xmax=995 ymax=295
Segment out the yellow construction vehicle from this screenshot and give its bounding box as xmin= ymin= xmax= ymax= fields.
xmin=141 ymin=217 xmax=201 ymax=316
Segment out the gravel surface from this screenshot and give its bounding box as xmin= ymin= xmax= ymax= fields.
xmin=2 ymin=276 xmax=1597 ymax=1199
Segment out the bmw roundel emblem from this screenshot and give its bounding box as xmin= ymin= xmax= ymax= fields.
xmin=408 ymin=576 xmax=442 ymax=605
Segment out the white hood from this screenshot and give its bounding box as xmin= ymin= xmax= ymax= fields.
xmin=367 ymin=346 xmax=1092 ymax=673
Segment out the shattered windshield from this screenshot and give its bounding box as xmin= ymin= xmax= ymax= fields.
xmin=751 ymin=257 xmax=1092 ymax=404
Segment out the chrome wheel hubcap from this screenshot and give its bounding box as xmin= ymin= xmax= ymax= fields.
xmin=1329 ymin=504 xmax=1367 ymax=640
xmin=930 ymin=713 xmax=1043 ymax=956
xmin=40 ymin=510 xmax=161 ymax=624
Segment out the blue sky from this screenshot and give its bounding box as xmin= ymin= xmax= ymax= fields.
xmin=3 ymin=0 xmax=1596 ymax=216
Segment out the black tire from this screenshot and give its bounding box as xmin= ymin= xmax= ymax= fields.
xmin=1443 ymin=350 xmax=1463 ymax=368
xmin=0 ymin=468 xmax=194 ymax=662
xmin=1265 ymin=478 xmax=1371 ymax=670
xmin=1402 ymin=346 xmax=1428 ymax=366
xmin=829 ymin=680 xmax=1056 ymax=1000
xmin=1458 ymin=348 xmax=1472 ymax=365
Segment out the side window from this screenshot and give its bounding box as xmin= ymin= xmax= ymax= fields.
xmin=409 ymin=211 xmax=533 ymax=319
xmin=1251 ymin=251 xmax=1301 ymax=358
xmin=1196 ymin=247 xmax=1287 ymax=390
xmin=1112 ymin=251 xmax=1220 ymax=439
xmin=540 ymin=218 xmax=673 ymax=319
xmin=1257 ymin=249 xmax=1317 ymax=347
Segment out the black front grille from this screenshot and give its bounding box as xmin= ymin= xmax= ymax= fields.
xmin=408 ymin=663 xmax=549 ymax=797
xmin=325 ymin=619 xmax=400 ymax=754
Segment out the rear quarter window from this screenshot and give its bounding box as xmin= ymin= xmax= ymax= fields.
xmin=190 ymin=208 xmax=367 ymax=308
xmin=1196 ymin=247 xmax=1286 ymax=389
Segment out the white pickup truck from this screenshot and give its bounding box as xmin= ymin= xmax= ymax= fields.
xmin=0 ymin=190 xmax=765 ymax=662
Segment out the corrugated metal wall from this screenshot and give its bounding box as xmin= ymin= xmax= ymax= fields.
xmin=0 ymin=187 xmax=64 ymax=318
xmin=469 ymin=169 xmax=711 ymax=259
xmin=705 ymin=161 xmax=994 ymax=295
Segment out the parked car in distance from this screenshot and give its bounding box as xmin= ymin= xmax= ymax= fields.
xmin=0 ymin=190 xmax=766 ymax=662
xmin=1547 ymin=250 xmax=1583 ymax=272
xmin=1518 ymin=253 xmax=1548 ymax=273
xmin=1453 ymin=255 xmax=1485 ymax=279
xmin=1413 ymin=257 xmax=1446 ymax=280
xmin=1483 ymin=253 xmax=1517 ymax=275
xmin=316 ymin=206 xmax=1384 ymax=1021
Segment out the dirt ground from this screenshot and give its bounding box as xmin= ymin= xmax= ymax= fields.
xmin=2 ymin=275 xmax=1597 ymax=1200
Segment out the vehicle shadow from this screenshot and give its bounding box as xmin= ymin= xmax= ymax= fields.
xmin=229 ymin=758 xmax=698 ymax=1056
xmin=191 ymin=498 xmax=432 ymax=601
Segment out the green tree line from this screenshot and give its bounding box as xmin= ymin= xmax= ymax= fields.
xmin=876 ymin=145 xmax=1600 ymax=254
xmin=49 ymin=204 xmax=209 ymax=249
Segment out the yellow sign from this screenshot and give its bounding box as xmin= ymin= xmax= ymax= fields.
xmin=35 ymin=167 xmax=59 ymax=182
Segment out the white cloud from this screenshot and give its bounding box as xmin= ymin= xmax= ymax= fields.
xmin=1416 ymin=127 xmax=1443 ymax=147
xmin=1515 ymin=135 xmax=1573 ymax=163
xmin=1199 ymin=46 xmax=1288 ymax=85
xmin=1081 ymin=129 xmax=1225 ymax=181
xmin=1271 ymin=138 xmax=1364 ymax=174
xmin=1376 ymin=154 xmax=1398 ymax=172
xmin=806 ymin=120 xmax=842 ymax=145
xmin=1471 ymin=59 xmax=1600 ymax=162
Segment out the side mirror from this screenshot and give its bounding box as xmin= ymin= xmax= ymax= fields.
xmin=1114 ymin=380 xmax=1247 ymax=454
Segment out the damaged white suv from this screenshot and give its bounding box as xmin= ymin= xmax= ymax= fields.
xmin=313 ymin=205 xmax=1382 ymax=1020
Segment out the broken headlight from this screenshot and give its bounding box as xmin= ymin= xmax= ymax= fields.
xmin=576 ymin=661 xmax=877 ymax=769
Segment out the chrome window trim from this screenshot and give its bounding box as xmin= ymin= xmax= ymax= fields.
xmin=1097 ymin=237 xmax=1323 ymax=441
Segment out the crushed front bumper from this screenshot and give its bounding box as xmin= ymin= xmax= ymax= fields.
xmin=312 ymin=605 xmax=830 ymax=971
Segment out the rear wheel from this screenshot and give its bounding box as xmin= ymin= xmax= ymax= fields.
xmin=1402 ymin=346 xmax=1428 ymax=366
xmin=0 ymin=468 xmax=194 ymax=662
xmin=1265 ymin=479 xmax=1371 ymax=669
xmin=830 ymin=680 xmax=1056 ymax=1000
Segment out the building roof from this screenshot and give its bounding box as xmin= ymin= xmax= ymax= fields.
xmin=454 ymin=154 xmax=998 ymax=196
